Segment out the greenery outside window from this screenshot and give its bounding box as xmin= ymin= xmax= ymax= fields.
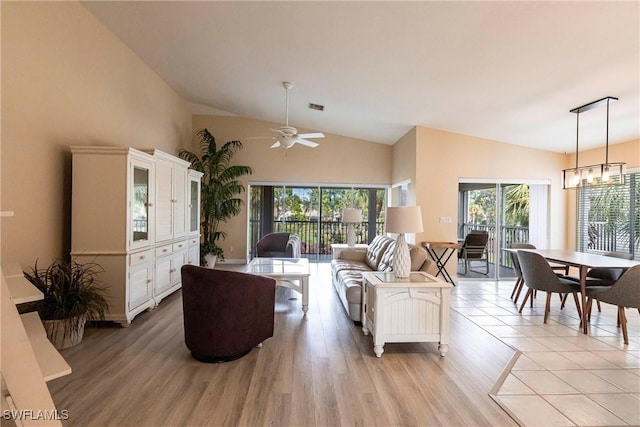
xmin=249 ymin=185 xmax=387 ymax=260
xmin=576 ymin=171 xmax=639 ymax=259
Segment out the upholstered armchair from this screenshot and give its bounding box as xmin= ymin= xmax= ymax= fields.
xmin=256 ymin=232 xmax=301 ymax=258
xmin=181 ymin=265 xmax=276 ymax=362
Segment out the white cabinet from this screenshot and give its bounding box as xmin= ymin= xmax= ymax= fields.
xmin=71 ymin=146 xmax=201 ymax=326
xmin=149 ymin=151 xmax=190 ymax=243
xmin=154 ymin=243 xmax=186 ymax=300
xmin=361 ymin=271 xmax=452 ymax=358
xmin=186 ymin=236 xmax=200 ymax=266
xmin=188 ymin=169 xmax=203 ymax=236
xmin=128 ymin=248 xmax=153 ymax=312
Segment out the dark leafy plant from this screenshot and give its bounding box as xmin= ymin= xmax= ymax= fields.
xmin=23 ymin=259 xmax=109 ymax=340
xmin=178 ymin=128 xmax=253 ymax=262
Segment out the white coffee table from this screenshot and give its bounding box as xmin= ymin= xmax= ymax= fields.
xmin=361 ymin=271 xmax=452 ymax=357
xmin=246 ymin=257 xmax=310 ymax=313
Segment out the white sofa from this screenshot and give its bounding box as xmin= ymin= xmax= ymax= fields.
xmin=330 ymin=235 xmax=437 ymax=322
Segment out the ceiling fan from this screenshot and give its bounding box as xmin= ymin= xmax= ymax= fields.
xmin=250 ymin=82 xmax=324 ymax=149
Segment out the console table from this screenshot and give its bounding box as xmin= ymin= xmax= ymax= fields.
xmin=361 ymin=271 xmax=452 ymax=358
xmin=421 ymin=241 xmax=459 ymax=284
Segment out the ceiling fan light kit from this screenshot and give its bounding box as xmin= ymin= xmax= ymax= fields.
xmin=562 ymin=96 xmax=626 ymax=190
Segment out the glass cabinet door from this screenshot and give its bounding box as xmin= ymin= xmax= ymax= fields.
xmin=188 ymin=173 xmax=201 ymax=234
xmin=132 ymin=165 xmax=150 ymax=243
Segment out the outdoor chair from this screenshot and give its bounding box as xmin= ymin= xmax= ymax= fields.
xmin=256 ymin=232 xmax=301 ymax=258
xmin=458 ymin=230 xmax=489 ymax=275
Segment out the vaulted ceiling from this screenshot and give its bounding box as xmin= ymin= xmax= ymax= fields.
xmin=83 ymin=1 xmax=639 ymax=153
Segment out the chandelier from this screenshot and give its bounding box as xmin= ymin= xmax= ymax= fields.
xmin=562 ymin=96 xmax=626 ymax=189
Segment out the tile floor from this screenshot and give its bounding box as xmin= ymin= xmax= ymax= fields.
xmin=452 ymin=279 xmax=640 ymax=426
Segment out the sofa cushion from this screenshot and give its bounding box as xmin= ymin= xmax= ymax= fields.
xmin=365 ymin=235 xmax=394 ymax=270
xmin=377 ymin=242 xmax=429 ymax=272
xmin=331 ymin=260 xmax=370 ymax=278
xmin=410 ymin=245 xmax=428 ymax=270
xmin=377 ymin=240 xmax=396 ymax=272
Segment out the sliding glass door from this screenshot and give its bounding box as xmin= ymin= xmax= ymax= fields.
xmin=458 ymin=180 xmax=550 ymax=280
xmin=248 ymin=184 xmax=386 ymax=261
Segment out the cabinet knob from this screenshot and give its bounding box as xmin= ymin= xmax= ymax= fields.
xmin=140 ymin=255 xmax=145 ymax=260
xmin=147 ymin=279 xmax=152 ymax=284
xmin=148 ymin=203 xmax=153 ymax=207
xmin=163 ymin=249 xmax=168 ymax=252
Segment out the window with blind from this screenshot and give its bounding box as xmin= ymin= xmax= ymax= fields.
xmin=576 ymin=171 xmax=639 ymax=260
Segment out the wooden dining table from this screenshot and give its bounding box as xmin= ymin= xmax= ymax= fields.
xmin=517 ymin=249 xmax=638 ymax=334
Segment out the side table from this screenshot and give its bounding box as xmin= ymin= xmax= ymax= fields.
xmin=421 ymin=241 xmax=460 ymax=284
xmin=361 ymin=271 xmax=452 ymax=358
xmin=330 ymin=243 xmax=368 ymax=259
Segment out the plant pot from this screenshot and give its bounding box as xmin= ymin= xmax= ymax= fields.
xmin=42 ymin=316 xmax=86 ymax=349
xmin=204 ymin=253 xmax=217 ymax=268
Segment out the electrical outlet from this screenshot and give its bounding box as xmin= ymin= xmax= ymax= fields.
xmin=439 ymin=216 xmax=452 ymax=224
xmin=229 ymin=246 xmax=234 ymax=253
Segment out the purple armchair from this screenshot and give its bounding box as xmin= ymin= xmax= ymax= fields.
xmin=181 ymin=265 xmax=276 ymax=362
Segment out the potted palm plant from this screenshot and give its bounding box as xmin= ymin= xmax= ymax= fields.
xmin=23 ymin=259 xmax=109 ymax=349
xmin=178 ymin=128 xmax=253 ymax=267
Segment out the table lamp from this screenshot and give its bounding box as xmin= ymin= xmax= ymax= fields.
xmin=385 ymin=206 xmax=424 ymax=278
xmin=342 ymin=208 xmax=362 ymax=247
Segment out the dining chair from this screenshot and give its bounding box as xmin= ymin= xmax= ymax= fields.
xmin=509 ymin=243 xmax=568 ymax=305
xmin=563 ymin=251 xmax=634 ymax=312
xmin=517 ymin=250 xmax=582 ymax=324
xmin=585 ymin=264 xmax=640 ymax=345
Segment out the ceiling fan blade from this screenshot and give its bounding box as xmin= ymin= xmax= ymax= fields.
xmin=270 ymin=141 xmax=282 ymax=148
xmin=296 ymin=132 xmax=325 ymax=139
xmin=295 ymin=138 xmax=319 ymax=148
xmin=269 ymin=128 xmax=287 ymax=137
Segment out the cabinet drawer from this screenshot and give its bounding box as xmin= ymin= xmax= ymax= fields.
xmin=173 ymin=241 xmax=187 ymax=252
xmin=155 ymin=244 xmax=172 ymax=257
xmin=130 ymin=249 xmax=152 ymax=266
xmin=188 ymin=237 xmax=199 ymax=246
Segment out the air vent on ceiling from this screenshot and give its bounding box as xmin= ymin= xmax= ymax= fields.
xmin=308 ymin=103 xmax=324 ymax=111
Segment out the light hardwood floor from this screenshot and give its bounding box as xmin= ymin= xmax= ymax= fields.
xmin=49 ymin=264 xmax=518 ymax=426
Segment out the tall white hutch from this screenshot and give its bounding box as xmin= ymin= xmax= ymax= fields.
xmin=70 ymin=147 xmax=202 ymax=326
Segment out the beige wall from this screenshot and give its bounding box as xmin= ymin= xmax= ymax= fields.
xmin=408 ymin=126 xmax=567 ymax=275
xmin=1 ymin=2 xmax=192 ymax=267
xmin=413 ymin=126 xmax=568 ymax=245
xmin=391 ymin=127 xmax=417 ymax=185
xmin=564 ymin=138 xmax=640 ymax=250
xmin=191 ymin=115 xmax=392 ymax=260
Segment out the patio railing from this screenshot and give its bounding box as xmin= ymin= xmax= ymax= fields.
xmin=250 ymin=220 xmax=385 ymax=256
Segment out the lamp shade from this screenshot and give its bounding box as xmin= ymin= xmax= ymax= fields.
xmin=385 ymin=206 xmax=423 ymax=234
xmin=342 ymin=208 xmax=362 ymax=223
